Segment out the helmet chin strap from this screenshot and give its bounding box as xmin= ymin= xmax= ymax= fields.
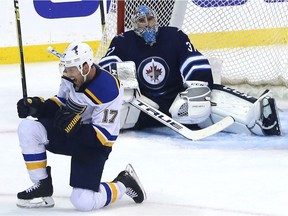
xmin=79 ymin=64 xmax=92 ymax=82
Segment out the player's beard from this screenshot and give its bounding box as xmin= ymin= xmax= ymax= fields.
xmin=74 ymin=77 xmax=85 ymax=91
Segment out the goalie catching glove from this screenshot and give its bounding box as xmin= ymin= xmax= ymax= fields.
xmin=54 ymin=106 xmax=82 ymax=136
xmin=169 ymin=81 xmax=211 ymax=124
xmin=17 ymin=97 xmax=45 ymax=118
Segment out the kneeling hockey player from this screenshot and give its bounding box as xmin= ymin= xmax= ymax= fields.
xmin=16 ymin=42 xmax=146 ymax=210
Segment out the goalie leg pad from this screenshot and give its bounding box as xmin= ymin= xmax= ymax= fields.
xmin=254 ymin=97 xmax=281 ymax=135
xmin=201 ymin=85 xmax=257 ymax=134
xmin=200 ymin=85 xmax=282 ymax=136
xmin=120 ymin=103 xmax=141 ymax=129
xmin=113 ymin=61 xmax=143 ymax=129
xmin=120 ymin=95 xmax=159 ymax=129
xmin=237 ymin=90 xmax=281 ymax=136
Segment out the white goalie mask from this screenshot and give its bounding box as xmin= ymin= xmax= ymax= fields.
xmin=131 ymin=5 xmax=158 ymax=46
xmin=59 ymin=42 xmax=94 ymax=80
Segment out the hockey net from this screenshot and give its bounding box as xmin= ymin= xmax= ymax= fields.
xmin=95 ymin=0 xmax=288 ymax=109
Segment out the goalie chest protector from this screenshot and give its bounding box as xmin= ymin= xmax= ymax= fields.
xmin=103 ymin=26 xmax=213 ymax=105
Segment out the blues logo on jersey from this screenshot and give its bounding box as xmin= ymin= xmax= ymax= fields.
xmin=66 ymin=95 xmax=87 ymax=114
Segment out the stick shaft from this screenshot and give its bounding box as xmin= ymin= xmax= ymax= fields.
xmin=99 ymin=0 xmax=105 ymax=31
xmin=14 ymin=0 xmax=27 ymax=97
xmin=47 ymin=46 xmax=63 ymax=58
xmin=47 ymin=47 xmax=63 ymax=58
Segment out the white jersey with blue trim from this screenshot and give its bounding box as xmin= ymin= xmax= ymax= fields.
xmin=52 ymin=65 xmax=122 ymax=147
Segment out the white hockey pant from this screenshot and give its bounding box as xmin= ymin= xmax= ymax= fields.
xmin=18 ymin=119 xmax=49 ymax=183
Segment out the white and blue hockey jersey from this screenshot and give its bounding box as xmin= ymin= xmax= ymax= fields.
xmin=48 ymin=64 xmax=122 ymax=147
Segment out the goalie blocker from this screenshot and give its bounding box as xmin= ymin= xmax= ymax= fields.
xmin=114 ymin=61 xmax=281 ymax=136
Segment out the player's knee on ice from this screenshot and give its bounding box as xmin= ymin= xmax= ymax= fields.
xmin=70 ymin=188 xmax=97 ymax=211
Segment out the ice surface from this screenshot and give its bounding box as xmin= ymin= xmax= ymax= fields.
xmin=0 ymin=62 xmax=287 ymax=216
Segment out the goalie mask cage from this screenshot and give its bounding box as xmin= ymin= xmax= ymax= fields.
xmin=96 ymin=0 xmax=288 ymax=109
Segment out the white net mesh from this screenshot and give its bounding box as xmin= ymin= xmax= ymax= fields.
xmin=181 ymin=0 xmax=288 ymax=88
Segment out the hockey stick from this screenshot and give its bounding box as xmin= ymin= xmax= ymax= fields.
xmin=130 ymin=98 xmax=234 ymax=140
xmin=99 ymin=0 xmax=105 ymax=31
xmin=14 ymin=0 xmax=28 ymax=97
xmin=47 ymin=47 xmax=235 ymax=140
xmin=47 ymin=46 xmax=63 ymax=58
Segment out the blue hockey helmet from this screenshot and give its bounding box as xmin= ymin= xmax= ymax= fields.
xmin=131 ymin=5 xmax=158 ymax=46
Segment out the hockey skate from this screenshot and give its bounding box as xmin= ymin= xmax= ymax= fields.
xmin=113 ymin=164 xmax=147 ymax=203
xmin=260 ymin=96 xmax=281 ymax=135
xmin=17 ymin=166 xmax=54 ymax=208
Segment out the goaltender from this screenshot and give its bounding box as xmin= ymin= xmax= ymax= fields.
xmin=99 ymin=5 xmax=281 ymax=136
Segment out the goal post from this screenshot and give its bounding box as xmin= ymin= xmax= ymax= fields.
xmin=95 ymin=0 xmax=288 ymax=109
xmin=169 ymin=0 xmax=188 ymax=29
xmin=117 ymin=0 xmax=125 ymax=34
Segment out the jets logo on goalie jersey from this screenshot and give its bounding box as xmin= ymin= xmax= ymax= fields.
xmin=99 ymin=26 xmax=213 ymax=101
xmin=138 ymin=57 xmax=169 ymax=90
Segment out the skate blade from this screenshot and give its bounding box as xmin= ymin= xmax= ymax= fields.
xmin=17 ymin=196 xmax=55 ymax=208
xmin=125 ymin=164 xmax=147 ymax=201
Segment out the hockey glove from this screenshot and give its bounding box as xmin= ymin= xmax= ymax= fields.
xmin=17 ymin=97 xmax=45 ymax=118
xmin=54 ymin=106 xmax=82 ymax=136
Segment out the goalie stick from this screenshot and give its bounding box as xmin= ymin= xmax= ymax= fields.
xmin=130 ymin=98 xmax=234 ymax=140
xmin=47 ymin=47 xmax=235 ymax=140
